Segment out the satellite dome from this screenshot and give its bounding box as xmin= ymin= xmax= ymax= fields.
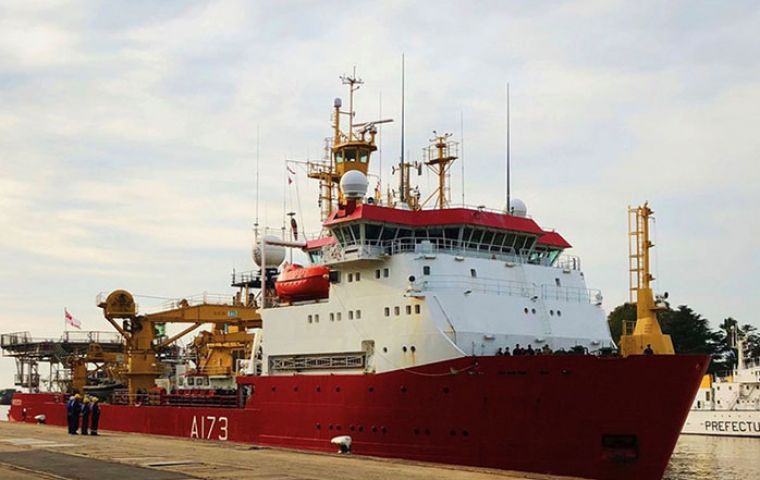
xmin=509 ymin=198 xmax=527 ymax=217
xmin=252 ymin=235 xmax=286 ymax=268
xmin=340 ymin=170 xmax=368 ymax=199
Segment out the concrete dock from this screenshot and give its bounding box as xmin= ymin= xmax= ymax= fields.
xmin=0 ymin=422 xmax=585 ymax=480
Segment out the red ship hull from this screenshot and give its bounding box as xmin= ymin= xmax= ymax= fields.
xmin=9 ymin=354 xmax=707 ymax=480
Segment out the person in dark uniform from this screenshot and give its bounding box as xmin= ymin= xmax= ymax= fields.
xmin=90 ymin=397 xmax=101 ymax=435
xmin=80 ymin=397 xmax=91 ymax=435
xmin=644 ymin=344 xmax=654 ymax=355
xmin=67 ymin=394 xmax=82 ymax=434
xmin=526 ymin=345 xmax=535 ymax=356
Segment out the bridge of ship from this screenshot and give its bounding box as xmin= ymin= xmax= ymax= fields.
xmin=308 ymin=203 xmax=578 ymax=270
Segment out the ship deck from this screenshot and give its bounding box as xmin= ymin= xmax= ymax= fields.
xmin=0 ymin=421 xmax=588 ymax=480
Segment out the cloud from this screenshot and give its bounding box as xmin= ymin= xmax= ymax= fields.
xmin=1 ymin=1 xmax=760 ymax=387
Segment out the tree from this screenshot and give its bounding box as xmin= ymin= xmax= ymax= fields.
xmin=607 ymin=302 xmax=637 ymax=344
xmin=714 ymin=317 xmax=760 ymax=372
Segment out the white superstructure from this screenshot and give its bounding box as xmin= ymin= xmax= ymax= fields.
xmin=259 ymin=206 xmax=614 ymax=377
xmin=683 ymin=336 xmax=760 ymax=437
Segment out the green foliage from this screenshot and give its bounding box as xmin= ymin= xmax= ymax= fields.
xmin=607 ymin=302 xmax=637 ymax=344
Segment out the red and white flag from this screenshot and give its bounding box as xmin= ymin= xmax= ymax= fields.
xmin=64 ymin=308 xmax=81 ymax=329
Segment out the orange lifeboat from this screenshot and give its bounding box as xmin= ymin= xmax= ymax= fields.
xmin=275 ymin=263 xmax=330 ymax=302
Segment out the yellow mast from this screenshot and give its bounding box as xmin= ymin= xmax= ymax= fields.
xmin=618 ymin=202 xmax=674 ymax=356
xmin=421 ymin=131 xmax=458 ymax=209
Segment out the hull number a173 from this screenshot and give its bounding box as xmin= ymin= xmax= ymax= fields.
xmin=190 ymin=415 xmax=229 ymax=440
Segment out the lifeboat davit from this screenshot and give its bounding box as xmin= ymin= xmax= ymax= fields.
xmin=275 ymin=263 xmax=330 ymax=302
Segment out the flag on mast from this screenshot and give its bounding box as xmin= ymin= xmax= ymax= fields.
xmin=64 ymin=308 xmax=81 ymax=330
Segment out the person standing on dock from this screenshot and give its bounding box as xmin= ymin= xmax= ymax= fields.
xmin=80 ymin=397 xmax=91 ymax=435
xmin=90 ymin=397 xmax=100 ymax=435
xmin=66 ymin=394 xmax=82 ymax=434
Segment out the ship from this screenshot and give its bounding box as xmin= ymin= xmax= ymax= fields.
xmin=4 ymin=74 xmax=709 ymax=480
xmin=682 ymin=328 xmax=760 ymax=437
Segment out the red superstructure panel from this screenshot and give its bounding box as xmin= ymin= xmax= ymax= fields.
xmin=325 ymin=204 xmax=546 ymax=236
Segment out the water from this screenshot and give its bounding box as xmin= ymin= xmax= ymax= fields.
xmin=664 ymin=435 xmax=760 ymax=480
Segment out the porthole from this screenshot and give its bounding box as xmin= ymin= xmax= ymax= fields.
xmin=531 ymin=308 xmax=536 ymax=314
xmin=382 ymin=347 xmax=388 ymax=353
xmin=402 ymin=346 xmax=408 ymax=352
xmin=410 ymin=346 xmax=416 ymax=352
xmin=524 ymin=308 xmax=529 ymax=314
xmin=557 ymin=310 xmax=562 ymax=317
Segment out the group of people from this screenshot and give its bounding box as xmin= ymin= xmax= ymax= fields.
xmin=497 ymin=344 xmax=555 ymax=356
xmin=65 ymin=394 xmax=101 ymax=435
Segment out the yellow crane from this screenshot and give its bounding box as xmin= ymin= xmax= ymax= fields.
xmin=98 ymin=290 xmax=261 ymax=399
xmin=618 ymin=203 xmax=674 ymax=356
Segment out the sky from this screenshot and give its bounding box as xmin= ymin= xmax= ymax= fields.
xmin=1 ymin=0 xmax=759 ymax=388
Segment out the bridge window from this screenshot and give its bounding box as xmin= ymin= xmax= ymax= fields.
xmin=348 ymin=311 xmax=354 ymax=320
xmin=359 ymin=149 xmax=369 ymax=163
xmin=355 ymin=272 xmax=361 ymax=281
xmin=414 ymin=305 xmax=421 ymax=314
xmin=383 ymin=268 xmax=390 ymax=278
xmin=394 ymin=306 xmax=400 ymax=316
xmin=335 ymin=150 xmax=344 ymax=163
xmin=344 ymin=148 xmax=357 ymax=162
xmin=348 ymin=273 xmax=354 ymax=282
xmin=406 ymin=305 xmax=412 ymax=315
xmin=375 ymin=269 xmax=381 ymax=279
xmin=337 ymin=312 xmax=342 ymax=321
xmin=384 ymin=307 xmax=390 ymax=317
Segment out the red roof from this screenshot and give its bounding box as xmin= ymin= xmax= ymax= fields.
xmin=325 ymin=204 xmax=547 ymax=236
xmin=536 ymin=231 xmax=572 ymax=249
xmin=305 ymin=236 xmax=336 ymax=250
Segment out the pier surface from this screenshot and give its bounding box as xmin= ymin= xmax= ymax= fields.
xmin=0 ymin=422 xmax=585 ymax=480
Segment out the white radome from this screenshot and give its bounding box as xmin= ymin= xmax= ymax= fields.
xmin=340 ymin=170 xmax=369 ymax=199
xmin=509 ymin=198 xmax=528 ymax=217
xmin=252 ymin=235 xmax=286 ymax=268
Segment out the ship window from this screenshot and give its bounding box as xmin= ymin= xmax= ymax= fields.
xmin=394 ymin=306 xmax=400 ymax=316
xmin=470 ymin=268 xmax=477 ymax=278
xmin=344 ymin=148 xmax=357 ymax=162
xmin=335 ymin=150 xmax=344 ymax=163
xmin=423 ymin=266 xmax=431 ymax=275
xmin=348 ymin=273 xmax=354 ymax=282
xmin=375 ymin=269 xmax=381 ymax=279
xmin=366 ymin=224 xmax=381 ymax=240
xmin=398 ymin=228 xmax=412 ymax=240
xmin=557 ymin=310 xmax=562 ymax=317
xmin=201 ymin=377 xmax=209 ymax=386
xmin=414 ymin=304 xmax=421 ymax=314
xmin=555 ymin=278 xmax=561 ymax=287
xmin=330 ymin=313 xmax=335 ymax=322
xmin=359 ymin=149 xmax=369 ymax=163
xmin=406 ymin=305 xmax=412 ymax=315
xmin=350 ymin=224 xmax=361 ymax=243
xmin=383 ymin=268 xmax=389 ymax=278
xmin=356 ymin=310 xmax=361 ymax=319
xmin=384 ymin=307 xmax=390 ymax=317
xmin=187 ymin=377 xmax=195 ymax=386
xmin=380 ymin=227 xmax=397 ymax=241
xmin=349 ymin=311 xmax=354 ymax=320
xmin=482 ymin=231 xmax=494 ymax=245
xmin=308 ymin=315 xmax=313 ymax=323
xmin=337 ymin=312 xmax=342 ymax=321
xmin=355 ymin=272 xmax=361 ymax=282
xmin=315 ymin=314 xmax=319 ymax=323
xmin=444 ymin=227 xmax=460 ymax=241
xmin=308 ymin=250 xmax=323 ymax=264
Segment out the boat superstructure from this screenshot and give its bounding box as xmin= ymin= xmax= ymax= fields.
xmin=683 ymin=330 xmax=760 ymax=436
xmin=5 ymin=74 xmax=709 ymax=480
